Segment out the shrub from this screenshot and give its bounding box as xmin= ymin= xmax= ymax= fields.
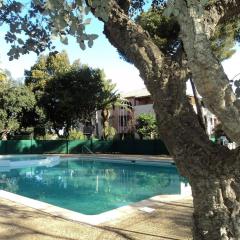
xmin=104 ymin=126 xmax=116 ymax=140
xmin=68 ymin=129 xmax=84 ymax=140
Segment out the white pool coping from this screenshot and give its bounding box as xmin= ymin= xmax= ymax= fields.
xmin=0 ymin=190 xmax=189 ymax=225
xmin=60 ymin=155 xmax=175 ymax=167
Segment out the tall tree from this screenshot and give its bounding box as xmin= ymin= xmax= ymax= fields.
xmin=0 ymin=74 xmax=36 ymax=139
xmin=25 ymin=52 xmax=119 ymax=137
xmin=90 ymin=2 xmax=240 ymax=239
xmin=25 ymin=51 xmax=78 ymax=135
xmin=88 ymin=2 xmax=240 ymax=238
xmin=98 ymin=80 xmax=132 ymax=140
xmin=25 ymin=51 xmax=71 ymax=93
xmin=97 ymin=76 xmax=120 ymax=140
xmin=1 ymin=0 xmax=240 ymax=238
xmin=41 ymin=66 xmax=110 ymax=136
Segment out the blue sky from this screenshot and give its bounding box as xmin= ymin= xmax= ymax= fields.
xmin=0 ymin=16 xmax=145 ymax=93
xmin=0 ymin=14 xmax=239 ymax=93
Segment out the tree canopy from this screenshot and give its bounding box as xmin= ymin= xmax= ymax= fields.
xmin=25 ymin=51 xmax=118 ymax=137
xmin=25 ymin=51 xmax=72 ymax=93
xmin=24 ymin=51 xmax=75 ymax=136
xmin=0 ymin=72 xmax=36 ymax=139
xmin=41 ymin=66 xmax=110 ymax=136
xmin=137 ymin=7 xmax=239 ymax=60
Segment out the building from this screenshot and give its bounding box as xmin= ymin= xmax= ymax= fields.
xmin=96 ymin=88 xmax=218 ymax=139
xmin=187 ymin=94 xmax=219 ymax=136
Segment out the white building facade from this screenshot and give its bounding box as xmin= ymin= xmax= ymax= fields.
xmin=96 ymin=88 xmax=218 ymax=139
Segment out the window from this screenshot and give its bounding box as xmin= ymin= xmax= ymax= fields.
xmin=119 ymin=115 xmax=128 ymax=127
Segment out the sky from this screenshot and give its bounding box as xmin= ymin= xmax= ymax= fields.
xmin=0 ymin=13 xmax=239 ymax=94
xmin=222 ymin=49 xmax=240 ymax=80
xmin=0 ymin=16 xmax=145 ymax=93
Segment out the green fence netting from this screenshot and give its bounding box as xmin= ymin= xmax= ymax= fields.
xmin=0 ymin=139 xmax=169 ymax=155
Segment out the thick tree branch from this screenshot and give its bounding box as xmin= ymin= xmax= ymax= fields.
xmin=173 ymin=0 xmax=240 ymax=144
xmin=208 ymin=0 xmax=240 ymax=25
xmin=117 ymin=0 xmax=131 ymax=14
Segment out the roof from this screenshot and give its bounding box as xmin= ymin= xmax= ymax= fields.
xmin=121 ymin=86 xmax=201 ymax=99
xmin=121 ymin=88 xmax=150 ymax=98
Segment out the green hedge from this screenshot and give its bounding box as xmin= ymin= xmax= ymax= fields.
xmin=0 ymin=139 xmax=169 ymax=155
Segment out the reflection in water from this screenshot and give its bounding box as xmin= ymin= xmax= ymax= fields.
xmin=0 ymin=159 xmax=190 ymax=214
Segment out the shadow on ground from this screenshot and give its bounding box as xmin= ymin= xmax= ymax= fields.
xmin=0 ymin=197 xmax=193 ymax=240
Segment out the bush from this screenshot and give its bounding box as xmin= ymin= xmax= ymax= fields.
xmin=35 ymin=133 xmax=58 ymax=140
xmin=135 ymin=113 xmax=157 ymax=139
xmin=104 ymin=126 xmax=116 ymax=140
xmin=68 ymin=129 xmax=84 ymax=140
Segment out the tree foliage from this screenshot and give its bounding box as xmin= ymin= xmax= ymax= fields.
xmin=97 ymin=77 xmax=121 ymax=139
xmin=137 ymin=7 xmax=239 ymax=60
xmin=0 ymin=0 xmax=101 ymax=60
xmin=1 ymin=0 xmax=239 ymax=61
xmin=135 ymin=113 xmax=157 ymax=139
xmin=24 ymin=52 xmax=75 ymax=135
xmin=41 ymin=66 xmax=109 ymax=136
xmin=0 ymin=73 xmax=36 ymax=139
xmin=68 ymin=129 xmax=84 ymax=140
xmin=24 ymin=51 xmax=77 ymax=135
xmin=136 ymin=8 xmax=180 ymax=55
xmin=25 ymin=51 xmax=72 ymax=93
xmin=210 ymin=20 xmax=240 ymax=60
xmin=25 ymin=51 xmax=119 ymax=137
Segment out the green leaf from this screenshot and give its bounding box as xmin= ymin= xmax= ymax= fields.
xmin=17 ymin=38 xmax=24 ymax=45
xmin=60 ymin=35 xmax=68 ymax=45
xmin=79 ymin=41 xmax=86 ymax=50
xmin=89 ymin=34 xmax=98 ymax=41
xmin=88 ymin=39 xmax=93 ymax=48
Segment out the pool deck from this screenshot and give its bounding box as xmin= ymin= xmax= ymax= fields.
xmin=0 ymin=154 xmax=193 ymax=240
xmin=0 ymin=195 xmax=193 ymax=240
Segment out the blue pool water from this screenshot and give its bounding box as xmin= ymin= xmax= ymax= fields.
xmin=0 ymin=157 xmax=187 ymax=214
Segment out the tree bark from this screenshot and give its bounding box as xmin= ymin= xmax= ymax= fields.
xmin=191 ymin=176 xmax=240 ymax=240
xmin=101 ymin=108 xmax=110 ymax=140
xmin=172 ymin=0 xmax=240 ymax=144
xmin=88 ymin=0 xmax=240 ymax=238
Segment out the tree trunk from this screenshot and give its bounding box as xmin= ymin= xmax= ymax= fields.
xmin=172 ymin=0 xmax=240 ymax=144
xmin=101 ymin=108 xmax=110 ymax=140
xmin=151 ymin=63 xmax=240 ymax=239
xmin=1 ymin=131 xmax=7 ymax=140
xmin=87 ymin=0 xmax=240 ymax=238
xmin=191 ymin=176 xmax=240 ymax=240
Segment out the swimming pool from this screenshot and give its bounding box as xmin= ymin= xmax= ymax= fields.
xmin=0 ymin=156 xmax=190 ymax=215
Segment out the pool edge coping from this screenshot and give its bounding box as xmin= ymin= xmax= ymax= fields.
xmin=0 ymin=190 xmax=190 ymax=226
